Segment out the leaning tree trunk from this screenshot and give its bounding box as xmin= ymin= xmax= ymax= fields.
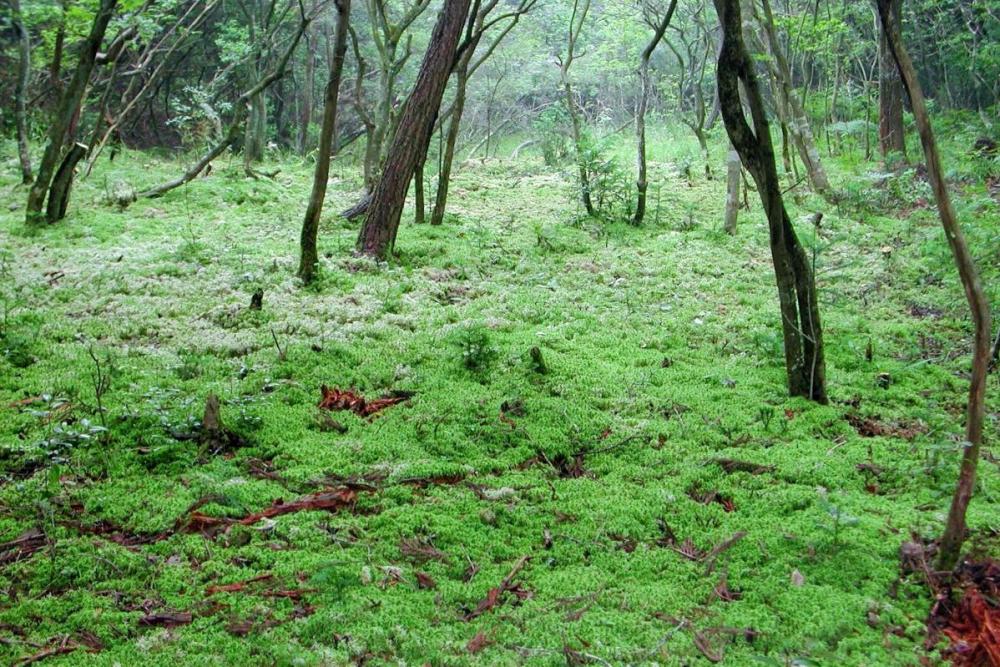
xmin=634 ymin=0 xmax=679 ymax=226
xmin=876 ymin=0 xmax=990 ymax=571
xmin=877 ymin=0 xmax=906 ymax=160
xmin=141 ymin=12 xmax=310 ymax=198
xmin=715 ymin=0 xmax=828 ymax=404
xmin=297 ymin=0 xmax=351 ymax=284
xmin=356 ymin=0 xmax=473 ymax=259
xmin=26 ymin=0 xmax=116 ymax=224
xmin=13 ymin=0 xmax=33 ymax=184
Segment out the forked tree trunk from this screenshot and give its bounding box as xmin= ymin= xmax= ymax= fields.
xmin=26 ymin=0 xmax=117 ymax=224
xmin=877 ymin=0 xmax=906 ymax=160
xmin=715 ymin=0 xmax=828 ymax=404
xmin=634 ymin=0 xmax=678 ymax=226
xmin=298 ymin=0 xmax=352 ymax=284
xmin=723 ymin=145 xmax=741 ymax=234
xmin=13 ymin=0 xmax=33 ymax=184
xmin=356 ymin=0 xmax=472 ymax=259
xmin=876 ymin=0 xmax=990 ymax=571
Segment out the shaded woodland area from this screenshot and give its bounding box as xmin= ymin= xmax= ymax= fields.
xmin=1 ymin=0 xmax=999 ymax=664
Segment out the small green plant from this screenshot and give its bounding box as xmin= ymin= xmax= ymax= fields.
xmin=457 ymin=326 xmax=499 ymax=374
xmin=815 ymin=487 xmax=859 ymax=548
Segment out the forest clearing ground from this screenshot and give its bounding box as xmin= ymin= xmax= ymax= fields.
xmin=0 ymin=128 xmax=998 ymax=665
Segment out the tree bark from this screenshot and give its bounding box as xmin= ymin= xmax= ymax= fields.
xmin=876 ymin=0 xmax=906 ymax=160
xmin=876 ymin=0 xmax=990 ymax=571
xmin=723 ymin=145 xmax=741 ymax=234
xmin=13 ymin=0 xmax=33 ymax=184
xmin=45 ymin=142 xmax=87 ymax=222
xmin=715 ymin=0 xmax=828 ymax=404
xmin=298 ymin=0 xmax=352 ymax=284
xmin=356 ymin=0 xmax=472 ymax=259
xmin=26 ymin=0 xmax=117 ymax=224
xmin=634 ymin=0 xmax=678 ymax=226
xmin=561 ymin=0 xmax=594 ymax=217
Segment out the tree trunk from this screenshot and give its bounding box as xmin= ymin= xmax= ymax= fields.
xmin=634 ymin=0 xmax=678 ymax=226
xmin=715 ymin=0 xmax=828 ymax=404
xmin=756 ymin=0 xmax=832 ymax=198
xmin=13 ymin=0 xmax=33 ymax=184
xmin=244 ymin=91 xmax=267 ymax=172
xmin=26 ymin=0 xmax=117 ymax=224
xmin=877 ymin=0 xmax=906 ymax=160
xmin=723 ymin=145 xmax=741 ymax=234
xmin=356 ymin=0 xmax=472 ymax=259
xmin=876 ymin=0 xmax=990 ymax=571
xmin=298 ymin=0 xmax=351 ymax=284
xmin=431 ymin=66 xmax=469 ymax=226
xmin=45 ymin=142 xmax=87 ymax=222
xmin=298 ymin=27 xmax=316 ymax=155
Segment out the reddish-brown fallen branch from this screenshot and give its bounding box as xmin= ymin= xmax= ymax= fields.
xmin=318 ymin=385 xmax=414 ymax=417
xmin=184 ymin=487 xmax=357 ymax=534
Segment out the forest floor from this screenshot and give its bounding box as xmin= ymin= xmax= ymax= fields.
xmin=0 ymin=125 xmax=998 ymax=666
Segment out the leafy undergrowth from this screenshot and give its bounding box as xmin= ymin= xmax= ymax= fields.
xmin=0 ymin=129 xmax=998 ymax=665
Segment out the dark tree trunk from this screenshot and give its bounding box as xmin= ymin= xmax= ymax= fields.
xmin=298 ymin=0 xmax=351 ymax=284
xmin=26 ymin=0 xmax=117 ymax=224
xmin=46 ymin=143 xmax=87 ymax=222
xmin=634 ymin=0 xmax=678 ymax=226
xmin=13 ymin=0 xmax=33 ymax=184
xmin=356 ymin=0 xmax=473 ymax=259
xmin=877 ymin=0 xmax=990 ymax=571
xmin=715 ymin=0 xmax=828 ymax=404
xmin=877 ymin=0 xmax=906 ymax=160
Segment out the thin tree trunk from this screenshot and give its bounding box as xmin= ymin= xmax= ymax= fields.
xmin=356 ymin=0 xmax=472 ymax=259
xmin=431 ymin=66 xmax=469 ymax=226
xmin=26 ymin=0 xmax=117 ymax=224
xmin=561 ymin=0 xmax=594 ymax=217
xmin=877 ymin=0 xmax=906 ymax=160
xmin=634 ymin=0 xmax=679 ymax=226
xmin=13 ymin=0 xmax=33 ymax=184
xmin=756 ymin=0 xmax=832 ymax=198
xmin=298 ymin=0 xmax=351 ymax=284
xmin=876 ymin=0 xmax=990 ymax=571
xmin=715 ymin=0 xmax=827 ymax=404
xmin=298 ymin=26 xmax=316 ymax=155
xmin=723 ymin=145 xmax=740 ymax=234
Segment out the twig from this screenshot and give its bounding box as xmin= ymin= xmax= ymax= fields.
xmin=270 ymin=327 xmax=286 ymax=361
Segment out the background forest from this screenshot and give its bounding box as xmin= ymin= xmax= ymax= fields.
xmin=1 ymin=0 xmax=999 ymax=664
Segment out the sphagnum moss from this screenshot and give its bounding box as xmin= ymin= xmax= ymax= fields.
xmin=0 ymin=130 xmax=996 ymax=665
